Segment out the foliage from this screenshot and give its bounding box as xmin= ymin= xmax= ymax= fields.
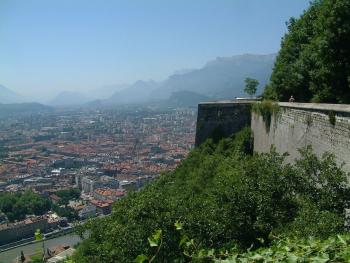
xmin=57 ymin=258 xmax=75 ymax=263
xmin=28 ymin=254 xmax=44 ymax=263
xmin=199 ymin=234 xmax=350 ymax=262
xmin=217 ymin=234 xmax=350 ymax=262
xmin=29 ymin=230 xmax=45 ymax=263
xmin=244 ymin=77 xmax=259 ymax=98
xmin=55 ymin=189 xmax=81 ymax=206
xmin=264 ymin=0 xmax=350 ymax=103
xmin=72 ymin=129 xmax=350 ymax=262
xmin=0 ymin=189 xmax=80 ymax=222
xmin=138 ymin=224 xmax=350 ymax=262
xmin=251 ymin=101 xmax=279 ymax=131
xmin=0 ymin=190 xmax=51 ymax=222
xmin=52 ymin=204 xmax=79 ymax=221
xmin=34 ymin=229 xmax=43 ymax=241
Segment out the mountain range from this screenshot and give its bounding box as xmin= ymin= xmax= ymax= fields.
xmin=49 ymin=91 xmax=91 ymax=106
xmin=152 ymin=53 xmax=276 ymax=100
xmin=0 ymin=85 xmax=25 ymax=104
xmin=1 ymin=53 xmax=276 ymax=107
xmin=103 ymin=53 xmax=276 ymax=106
xmin=0 ymin=102 xmax=52 ymax=118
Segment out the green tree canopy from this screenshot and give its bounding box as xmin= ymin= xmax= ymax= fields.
xmin=264 ymin=0 xmax=350 ymax=103
xmin=244 ymin=77 xmax=259 ymax=98
xmin=56 ymin=188 xmax=81 ymax=206
xmin=0 ymin=191 xmax=51 ymax=222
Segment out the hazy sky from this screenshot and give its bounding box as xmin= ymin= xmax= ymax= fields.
xmin=0 ymin=0 xmax=310 ymax=99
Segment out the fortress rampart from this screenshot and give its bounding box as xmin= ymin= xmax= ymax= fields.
xmin=195 ymin=101 xmax=350 ymax=172
xmin=195 ymin=100 xmax=251 ymax=146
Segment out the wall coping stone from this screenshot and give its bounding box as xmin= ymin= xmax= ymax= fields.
xmin=198 ymin=100 xmax=256 ymax=106
xmin=278 ymin=102 xmax=350 ymax=113
xmin=199 ymin=100 xmax=350 ymax=113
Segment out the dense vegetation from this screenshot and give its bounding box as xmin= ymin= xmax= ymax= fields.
xmin=219 ymin=234 xmax=350 ymax=262
xmin=264 ymin=0 xmax=350 ymax=103
xmin=73 ymin=128 xmax=350 ymax=262
xmin=137 ymin=229 xmax=350 ymax=262
xmin=0 ymin=189 xmax=81 ymax=222
xmin=55 ymin=188 xmax=81 ymax=206
xmin=50 ymin=189 xmax=81 ymax=221
xmin=0 ymin=190 xmax=51 ymax=222
xmin=251 ymin=101 xmax=280 ymax=131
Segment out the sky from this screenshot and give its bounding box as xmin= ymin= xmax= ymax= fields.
xmin=0 ymin=0 xmax=310 ymax=100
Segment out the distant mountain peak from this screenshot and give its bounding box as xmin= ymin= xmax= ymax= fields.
xmin=90 ymin=53 xmax=276 ymax=106
xmin=0 ymin=102 xmax=52 ymax=117
xmin=172 ymin=68 xmax=195 ymax=75
xmin=150 ymin=53 xmax=276 ymax=100
xmin=49 ymin=91 xmax=91 ymax=106
xmin=206 ymin=53 xmax=277 ymax=67
xmin=0 ymin=85 xmax=25 ymax=104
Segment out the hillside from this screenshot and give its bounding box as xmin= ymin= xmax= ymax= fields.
xmin=105 ymin=80 xmax=159 ymax=105
xmin=103 ymin=54 xmax=275 ymax=106
xmin=49 ymin=91 xmax=91 ymax=106
xmin=0 ymin=85 xmax=24 ymax=104
xmin=72 ymin=128 xmax=350 ymax=262
xmin=152 ymin=53 xmax=276 ymax=100
xmin=158 ymin=90 xmax=210 ymax=108
xmin=86 ymin=84 xmax=129 ymax=100
xmin=0 ymin=102 xmax=52 ymax=117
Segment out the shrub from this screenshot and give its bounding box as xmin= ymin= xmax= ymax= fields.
xmin=251 ymin=101 xmax=280 ymax=131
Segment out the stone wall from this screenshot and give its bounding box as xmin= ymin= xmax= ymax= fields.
xmin=0 ymin=217 xmax=49 ymax=245
xmin=252 ymin=102 xmax=350 ymax=173
xmin=195 ymin=101 xmax=252 ymax=146
xmin=195 ymin=101 xmax=350 ymax=173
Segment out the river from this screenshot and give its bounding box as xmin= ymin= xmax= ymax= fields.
xmin=0 ymin=233 xmax=81 ymax=263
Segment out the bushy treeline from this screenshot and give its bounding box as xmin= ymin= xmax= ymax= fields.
xmin=73 ymin=128 xmax=350 ymax=262
xmin=0 ymin=190 xmax=51 ymax=222
xmin=264 ymin=0 xmax=350 ymax=103
xmin=55 ymin=188 xmax=81 ymax=206
xmin=0 ymin=189 xmax=81 ymax=222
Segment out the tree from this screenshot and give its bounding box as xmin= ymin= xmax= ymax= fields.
xmin=32 ymin=229 xmax=45 ymax=263
xmin=0 ymin=191 xmax=52 ymax=222
xmin=264 ymin=0 xmax=350 ymax=103
xmin=244 ymin=77 xmax=259 ymax=98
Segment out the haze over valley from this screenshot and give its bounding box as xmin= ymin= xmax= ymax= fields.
xmin=1 ymin=54 xmax=276 ymax=107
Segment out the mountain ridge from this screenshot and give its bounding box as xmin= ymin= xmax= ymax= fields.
xmin=2 ymin=53 xmax=276 ymax=107
xmin=0 ymin=102 xmax=52 ymax=117
xmin=49 ymin=91 xmax=91 ymax=106
xmin=104 ymin=53 xmax=276 ymax=105
xmin=0 ymin=85 xmax=25 ymax=104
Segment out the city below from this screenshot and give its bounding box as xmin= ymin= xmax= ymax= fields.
xmin=0 ymin=106 xmax=196 ymax=261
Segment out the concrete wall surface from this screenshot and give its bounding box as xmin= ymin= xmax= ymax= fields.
xmin=252 ymin=102 xmax=350 ymax=173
